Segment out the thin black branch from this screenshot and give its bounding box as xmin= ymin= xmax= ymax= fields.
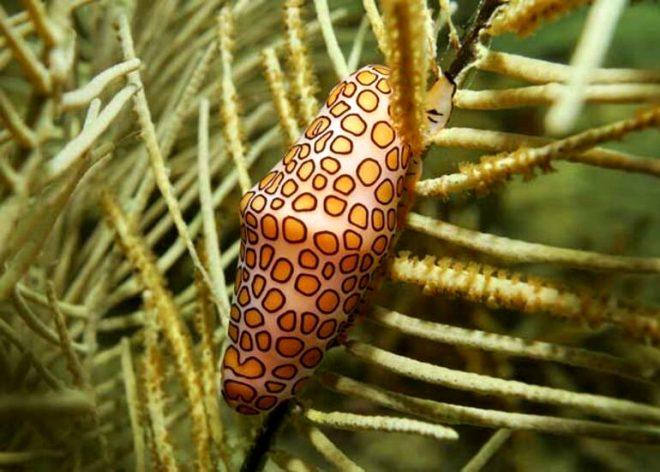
xmin=446 ymin=0 xmax=507 ymax=83
xmin=240 ymin=400 xmax=293 ymax=472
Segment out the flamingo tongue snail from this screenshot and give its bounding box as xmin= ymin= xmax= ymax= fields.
xmin=221 ymin=64 xmax=455 ymax=415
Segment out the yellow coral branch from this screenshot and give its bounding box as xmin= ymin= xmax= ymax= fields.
xmin=284 ymin=0 xmax=319 ymax=125
xmin=192 ymin=248 xmax=227 ymax=465
xmin=217 ymin=7 xmax=251 ymax=195
xmin=427 ymin=127 xmax=660 ymax=177
xmin=100 ymin=192 xmax=211 ymax=470
xmin=416 ymin=108 xmax=660 ymax=197
xmin=362 ymin=0 xmax=387 ymax=56
xmin=389 ymin=253 xmax=659 ymax=344
xmin=261 ymin=47 xmax=300 ymax=146
xmin=141 ymin=295 xmax=179 ymax=472
xmin=489 ymin=0 xmax=591 ymax=37
xmin=382 ymin=0 xmax=428 ymax=156
xmin=116 ymin=13 xmax=220 ymax=312
xmin=21 ymin=0 xmax=59 ymax=48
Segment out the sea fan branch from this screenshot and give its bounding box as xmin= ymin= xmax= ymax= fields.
xmin=345 ymin=343 xmax=660 ymax=424
xmin=323 ymin=373 xmax=660 ymax=444
xmin=218 ymin=7 xmax=251 ymax=195
xmin=406 ymin=212 xmax=660 ymax=274
xmin=389 ymin=252 xmax=659 ymax=344
xmin=284 ymin=0 xmax=320 ymax=125
xmin=369 ymin=306 xmax=656 ymax=383
xmin=477 ymin=49 xmax=660 ymax=85
xmin=262 ymin=47 xmax=300 ymax=146
xmin=382 ymin=0 xmax=428 ymax=156
xmin=313 ymin=0 xmax=348 ymax=79
xmin=304 ymin=409 xmax=459 ymax=442
xmin=427 ymin=127 xmax=660 ymax=177
xmin=416 ymin=107 xmax=659 ymax=197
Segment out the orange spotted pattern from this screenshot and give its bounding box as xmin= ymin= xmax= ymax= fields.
xmin=222 ymin=65 xmax=421 ymax=415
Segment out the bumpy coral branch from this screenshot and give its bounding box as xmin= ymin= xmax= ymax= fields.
xmin=406 ymin=212 xmax=660 ymax=274
xmin=369 ymin=306 xmax=656 ymax=382
xmin=323 ymin=373 xmax=660 ymax=444
xmin=284 ymin=0 xmax=319 ymax=125
xmin=261 ymin=47 xmax=300 ymax=146
xmin=192 ymin=265 xmax=227 ymax=467
xmin=416 ymin=107 xmax=660 ymax=197
xmin=382 ymin=0 xmax=428 ymax=156
xmin=427 ymin=127 xmax=660 ymax=177
xmin=437 ymin=0 xmax=460 ymax=50
xmin=477 ymin=49 xmax=660 ymax=85
xmin=217 ymin=7 xmax=251 ymax=195
xmin=389 ymin=253 xmax=659 ymax=344
xmin=304 ymin=409 xmax=459 ymax=442
xmin=488 ymin=0 xmax=591 ymax=37
xmin=346 ymin=342 xmax=660 ymax=424
xmin=117 ymin=13 xmax=220 ymax=309
xmin=141 ymin=296 xmax=179 ymax=472
xmin=157 ymin=40 xmax=218 ymax=158
xmin=362 ymin=0 xmax=387 ymax=56
xmin=101 ymin=192 xmax=211 ymax=470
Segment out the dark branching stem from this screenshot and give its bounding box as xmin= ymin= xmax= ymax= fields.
xmin=240 ymin=400 xmax=293 ymax=472
xmin=446 ymin=0 xmax=507 ymax=83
